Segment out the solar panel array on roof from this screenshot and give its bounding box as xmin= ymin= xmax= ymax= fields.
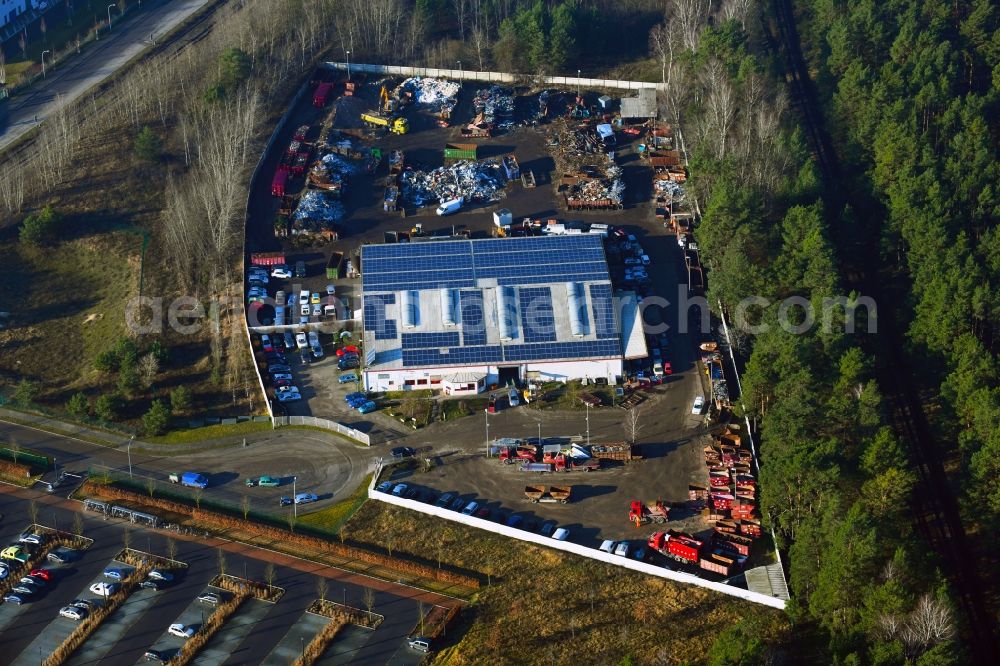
xmin=460 ymin=290 xmax=487 ymax=346
xmin=399 ymin=338 xmax=620 ymax=367
xmin=519 ymin=287 xmax=556 ymax=343
xmin=361 ymin=236 xmax=610 ymax=293
xmin=589 ymin=284 xmax=618 ymax=339
xmin=363 ymin=294 xmax=398 ymax=340
xmin=401 ymin=332 xmax=461 ymax=349
xmin=502 ymin=339 xmax=621 ymax=363
xmin=402 ymin=345 xmax=503 ymax=367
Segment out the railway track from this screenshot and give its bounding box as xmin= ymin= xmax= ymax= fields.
xmin=768 ymin=0 xmax=996 ymax=659
xmin=0 ymin=0 xmax=228 ymax=172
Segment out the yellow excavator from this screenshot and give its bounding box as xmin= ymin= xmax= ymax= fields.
xmin=379 ymin=85 xmax=396 ymax=113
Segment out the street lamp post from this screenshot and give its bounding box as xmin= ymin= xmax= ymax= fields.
xmin=292 ymin=476 xmax=298 ymax=518
xmin=484 ymin=408 xmax=490 ymax=458
xmin=457 ymin=60 xmax=462 ymax=76
xmin=577 ymin=69 xmax=581 ymax=99
xmin=585 ymin=403 xmax=590 ymax=446
xmin=127 ymin=436 xmax=134 ymax=478
xmin=40 ymin=50 xmax=50 ymax=78
xmin=345 ymin=50 xmax=351 ymax=81
xmin=107 ymin=4 xmax=116 ymax=31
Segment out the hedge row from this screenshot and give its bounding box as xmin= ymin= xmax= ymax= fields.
xmin=82 ymin=481 xmax=480 ymax=589
xmin=44 ymin=564 xmax=152 ymax=666
xmin=0 ymin=459 xmax=31 ymax=478
xmin=292 ymin=611 xmax=350 ymax=666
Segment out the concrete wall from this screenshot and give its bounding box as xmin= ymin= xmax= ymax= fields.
xmin=368 ymin=482 xmax=786 ymax=610
xmin=324 ymin=62 xmax=662 ymax=93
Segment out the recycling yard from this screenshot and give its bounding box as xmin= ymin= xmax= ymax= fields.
xmin=235 ymin=65 xmax=782 ymax=605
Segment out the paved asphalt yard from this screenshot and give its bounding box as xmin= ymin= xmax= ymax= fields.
xmin=0 ymin=486 xmax=438 ymax=665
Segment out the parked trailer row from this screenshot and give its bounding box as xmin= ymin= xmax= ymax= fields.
xmin=647 ymin=531 xmax=747 ymax=577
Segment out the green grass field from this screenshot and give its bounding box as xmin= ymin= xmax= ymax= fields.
xmin=297 ymin=474 xmax=373 ymax=535
xmin=145 ymin=420 xmax=271 ymax=445
xmin=0 ymin=232 xmax=139 ymax=396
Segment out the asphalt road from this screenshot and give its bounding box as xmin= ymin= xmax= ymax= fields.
xmin=0 ymin=0 xmax=210 ymax=151
xmin=0 ymin=419 xmax=378 ymax=515
xmin=0 ymin=486 xmax=434 ymax=665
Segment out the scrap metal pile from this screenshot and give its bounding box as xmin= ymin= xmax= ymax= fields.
xmin=473 ymin=85 xmax=515 ymax=128
xmin=292 ymin=190 xmax=345 ymax=235
xmin=653 ymin=178 xmax=686 ymax=205
xmin=564 ymin=164 xmax=625 ymax=210
xmin=397 ymin=77 xmax=460 ymax=114
xmin=307 ymin=149 xmax=364 ymax=198
xmin=547 ymin=118 xmax=612 ymax=174
xmin=399 ymin=160 xmax=508 ymax=208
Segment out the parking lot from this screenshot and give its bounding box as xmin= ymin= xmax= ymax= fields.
xmin=244 ymin=74 xmax=686 ymax=432
xmin=0 ymin=489 xmax=439 ymax=665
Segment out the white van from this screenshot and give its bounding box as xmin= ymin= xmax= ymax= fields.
xmin=552 ymin=528 xmax=570 ymax=541
xmin=599 ymin=539 xmax=616 ymax=553
xmin=436 ymin=197 xmax=464 ymax=216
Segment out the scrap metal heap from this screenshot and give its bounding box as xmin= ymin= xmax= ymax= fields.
xmin=399 ymin=159 xmax=509 ymax=208
xmin=292 ymin=190 xmax=345 ymax=236
xmin=473 ymin=85 xmax=516 ymax=129
xmin=396 ymin=76 xmax=460 ymax=119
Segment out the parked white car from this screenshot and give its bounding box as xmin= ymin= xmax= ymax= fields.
xmin=89 ymin=582 xmax=119 ymax=597
xmin=59 ymin=605 xmax=86 ymax=620
xmin=169 ymin=623 xmax=196 ymax=639
xmin=692 ymin=395 xmax=705 ymax=414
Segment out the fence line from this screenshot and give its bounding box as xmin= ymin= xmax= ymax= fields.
xmin=323 ymin=62 xmax=661 ymax=92
xmin=274 ymin=416 xmax=370 ymax=446
xmin=368 ymin=481 xmax=786 ymax=609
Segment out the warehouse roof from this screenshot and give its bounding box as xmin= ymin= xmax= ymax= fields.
xmin=620 ymin=88 xmax=656 ymax=119
xmin=361 ymin=236 xmax=624 ymax=370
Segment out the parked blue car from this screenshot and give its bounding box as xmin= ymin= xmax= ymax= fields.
xmin=358 ymin=401 xmax=378 ymax=414
xmin=338 ymin=374 xmax=358 ymax=384
xmin=344 ymin=392 xmax=365 ymax=403
xmin=347 ymin=396 xmax=368 ymax=408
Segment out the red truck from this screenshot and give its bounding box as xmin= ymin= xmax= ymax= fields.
xmin=271 ymin=168 xmax=289 ymax=197
xmin=499 ymin=445 xmax=538 ymax=464
xmin=313 ymin=82 xmax=333 ymax=108
xmin=648 ymin=531 xmax=703 ymax=564
xmin=629 ymin=500 xmax=669 ymax=525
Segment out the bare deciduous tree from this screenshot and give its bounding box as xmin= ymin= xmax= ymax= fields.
xmin=363 ymin=587 xmax=375 ymax=619
xmin=626 ymin=407 xmax=643 ymax=444
xmin=28 ymin=499 xmax=38 ymax=525
xmin=72 ymin=512 xmax=84 ymax=537
xmin=316 ymin=576 xmax=328 ymax=602
xmin=217 ymin=546 xmax=227 ymax=575
xmin=166 ymin=537 xmax=177 ymax=561
xmin=139 ymin=353 xmax=159 ymax=389
xmin=146 ymin=476 xmax=156 ymax=497
xmin=241 ymin=495 xmax=251 ymax=520
xmin=670 ymin=0 xmax=710 ymax=52
xmin=122 ymin=527 xmax=132 ymax=551
xmin=903 ymin=594 xmax=955 ymax=654
xmin=264 ymin=562 xmax=276 ymax=589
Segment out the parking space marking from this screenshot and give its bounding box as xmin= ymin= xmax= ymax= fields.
xmin=191 ymin=597 xmax=272 ymax=665
xmin=261 ymin=611 xmax=330 ymax=665
xmin=314 ymin=623 xmax=374 ymax=665
xmin=63 ymin=587 xmax=160 ymax=666
xmin=143 ymin=586 xmax=235 ymax=660
xmin=11 ymin=558 xmax=139 ymax=666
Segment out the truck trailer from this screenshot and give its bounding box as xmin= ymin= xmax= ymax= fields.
xmin=361 ymin=111 xmax=409 ymax=134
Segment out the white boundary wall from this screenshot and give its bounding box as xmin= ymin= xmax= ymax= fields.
xmin=324 ymin=62 xmax=661 ymax=92
xmin=368 ymin=482 xmax=786 ymax=610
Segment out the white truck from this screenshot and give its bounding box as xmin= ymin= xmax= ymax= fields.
xmin=436 ymin=197 xmax=464 ymax=216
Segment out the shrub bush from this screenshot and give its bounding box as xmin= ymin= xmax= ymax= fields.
xmin=133 ymin=126 xmax=162 ymax=161
xmin=19 ymin=206 xmax=63 ymax=246
xmin=142 ymin=400 xmax=171 ymax=435
xmin=94 ymin=392 xmax=125 ymax=421
xmin=66 ymin=392 xmax=90 ymax=418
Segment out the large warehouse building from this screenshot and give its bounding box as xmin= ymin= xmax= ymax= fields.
xmin=359 ymin=235 xmax=646 ymax=393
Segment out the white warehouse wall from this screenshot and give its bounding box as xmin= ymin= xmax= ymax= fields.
xmin=363 ymin=358 xmax=621 ymax=393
